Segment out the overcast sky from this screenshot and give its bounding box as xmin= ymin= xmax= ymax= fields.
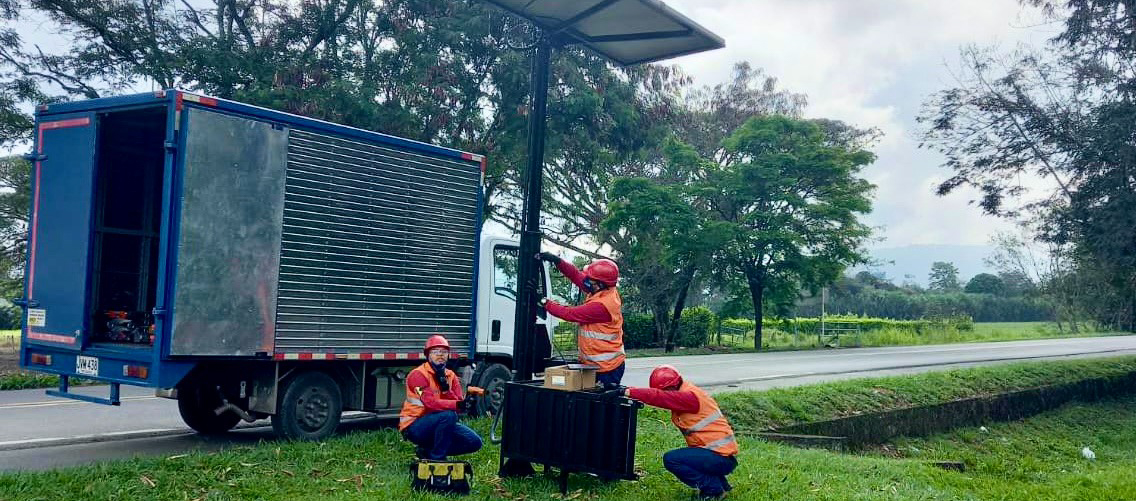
xmin=9 ymin=0 xmax=1059 ymax=251
xmin=658 ymin=0 xmax=1057 ymax=249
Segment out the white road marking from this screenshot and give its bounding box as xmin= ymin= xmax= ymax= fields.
xmin=736 ymin=373 xmax=803 ymax=382
xmin=0 ymin=395 xmax=156 ymax=410
xmin=0 ymin=428 xmax=184 ymax=449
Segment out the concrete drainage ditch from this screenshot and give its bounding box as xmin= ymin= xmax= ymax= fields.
xmin=753 ymin=371 xmax=1136 ymax=470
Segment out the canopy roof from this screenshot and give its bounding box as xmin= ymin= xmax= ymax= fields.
xmin=484 ymin=0 xmax=725 ymax=66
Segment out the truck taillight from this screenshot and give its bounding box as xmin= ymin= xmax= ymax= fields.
xmin=123 ymin=365 xmax=149 ymax=379
xmin=29 ymin=353 xmax=52 ymax=366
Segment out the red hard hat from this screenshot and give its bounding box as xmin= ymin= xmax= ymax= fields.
xmin=649 ymin=365 xmax=682 ymax=390
xmin=424 ymin=335 xmax=450 ymax=355
xmin=584 ymin=259 xmax=619 ymax=286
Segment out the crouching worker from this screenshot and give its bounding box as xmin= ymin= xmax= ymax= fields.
xmin=399 ymin=335 xmax=483 ymax=460
xmin=609 ymin=365 xmax=738 ymax=499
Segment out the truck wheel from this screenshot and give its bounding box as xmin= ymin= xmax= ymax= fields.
xmin=178 ymin=382 xmax=242 ymax=435
xmin=272 ymin=371 xmax=342 ymax=441
xmin=472 ymin=363 xmax=511 ymax=416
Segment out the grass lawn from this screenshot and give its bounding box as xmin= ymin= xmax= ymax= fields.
xmin=2 ymin=357 xmax=1135 ymax=500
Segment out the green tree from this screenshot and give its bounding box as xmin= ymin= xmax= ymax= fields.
xmin=0 ymin=155 xmax=29 ymax=298
xmin=928 ymin=262 xmax=962 ymax=292
xmin=702 ymin=115 xmax=875 ymax=349
xmin=601 ymin=141 xmax=728 ymax=352
xmin=920 ymin=0 xmax=1136 ymax=330
xmin=532 ymin=62 xmax=804 ymax=258
xmin=964 ymin=273 xmax=1005 ymax=295
xmin=0 ymin=0 xmax=676 ymax=237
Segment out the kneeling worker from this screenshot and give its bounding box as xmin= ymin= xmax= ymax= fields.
xmin=537 ymin=252 xmax=625 ymax=387
xmin=399 ymin=335 xmax=483 ymax=460
xmin=611 ymin=365 xmax=738 ymax=499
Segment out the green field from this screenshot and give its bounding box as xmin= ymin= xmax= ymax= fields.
xmin=622 ymin=321 xmax=1122 ymax=357
xmin=2 ymin=357 xmax=1135 ymax=500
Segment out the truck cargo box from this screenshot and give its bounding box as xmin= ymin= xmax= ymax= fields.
xmin=21 ymin=91 xmax=483 ymax=389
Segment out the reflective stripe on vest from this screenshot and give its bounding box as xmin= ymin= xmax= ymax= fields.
xmin=701 ymin=435 xmax=737 ymax=451
xmin=398 ymin=363 xmax=458 ymax=431
xmin=577 ymin=288 xmax=625 ymax=372
xmin=581 ymin=346 xmax=625 ymax=362
xmin=671 ymin=381 xmax=739 ymax=456
xmin=581 ymin=330 xmax=619 ymax=341
xmin=681 ymin=410 xmax=723 ymax=435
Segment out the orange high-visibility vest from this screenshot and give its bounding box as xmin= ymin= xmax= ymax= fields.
xmin=398 ymin=363 xmax=461 ymax=431
xmin=578 ymin=287 xmax=625 ymax=372
xmin=670 ymin=381 xmax=739 ymax=456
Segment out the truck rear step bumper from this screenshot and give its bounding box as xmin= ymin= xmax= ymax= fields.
xmin=45 ymin=376 xmax=121 ymax=406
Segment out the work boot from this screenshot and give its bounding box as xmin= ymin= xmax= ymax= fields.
xmin=697 ymin=489 xmax=725 ymax=500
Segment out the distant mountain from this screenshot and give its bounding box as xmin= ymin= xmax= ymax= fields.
xmin=853 ymin=244 xmax=997 ymax=287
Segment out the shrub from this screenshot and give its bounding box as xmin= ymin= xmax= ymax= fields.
xmin=675 ymin=306 xmax=716 ymax=348
xmin=622 ymin=313 xmax=655 ymax=349
xmin=621 ymin=307 xmax=720 ymax=348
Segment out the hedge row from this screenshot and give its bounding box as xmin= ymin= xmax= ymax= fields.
xmin=721 ymin=314 xmax=974 ymax=334
xmin=571 ymin=310 xmax=976 ymax=350
xmin=623 ymin=307 xmax=716 ymax=349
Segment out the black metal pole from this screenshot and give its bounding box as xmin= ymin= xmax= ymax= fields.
xmin=511 ymin=39 xmax=552 ymax=382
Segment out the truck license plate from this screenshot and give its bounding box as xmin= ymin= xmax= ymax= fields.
xmin=76 ymin=356 xmax=99 ymax=376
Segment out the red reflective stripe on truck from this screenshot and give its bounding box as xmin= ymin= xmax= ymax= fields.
xmin=182 ymin=93 xmax=219 ymax=107
xmin=27 ymin=332 xmax=76 ymax=344
xmin=270 ymin=352 xmax=460 ymax=361
xmin=40 ymin=117 xmax=92 ymax=131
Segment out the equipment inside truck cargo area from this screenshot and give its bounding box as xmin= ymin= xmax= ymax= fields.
xmin=90 ymin=106 xmax=167 ymax=347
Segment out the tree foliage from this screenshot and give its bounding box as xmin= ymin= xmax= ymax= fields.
xmin=600 ymin=141 xmax=728 ymax=352
xmin=702 ymin=115 xmax=875 ymax=348
xmin=920 ymin=0 xmax=1136 ymax=330
xmin=965 ymin=272 xmax=1006 ymax=295
xmin=928 ymin=261 xmax=962 ymax=292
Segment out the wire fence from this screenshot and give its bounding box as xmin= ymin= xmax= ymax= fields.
xmin=554 ymin=319 xmax=864 ymax=351
xmin=706 ymin=320 xmax=862 ymax=349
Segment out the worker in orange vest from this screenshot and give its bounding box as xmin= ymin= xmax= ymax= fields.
xmin=398 ymin=335 xmax=483 ymax=460
xmin=609 ymin=365 xmax=738 ymax=499
xmin=537 ymin=252 xmax=625 ymax=387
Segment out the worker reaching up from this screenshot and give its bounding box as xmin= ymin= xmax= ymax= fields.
xmin=537 ymin=252 xmax=625 ymax=387
xmin=607 ymin=365 xmax=738 ymax=499
xmin=398 ymin=335 xmax=483 ymax=461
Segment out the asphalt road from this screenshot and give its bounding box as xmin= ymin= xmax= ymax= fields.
xmin=1 ymin=335 xmax=1134 ymax=471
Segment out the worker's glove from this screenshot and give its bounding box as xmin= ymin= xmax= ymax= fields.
xmin=537 ymin=252 xmax=562 ymax=264
xmin=456 ymin=395 xmax=477 ymax=413
xmin=600 ymin=388 xmax=626 ymax=403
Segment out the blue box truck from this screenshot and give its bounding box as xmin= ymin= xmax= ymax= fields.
xmin=17 ymin=90 xmax=557 ymax=440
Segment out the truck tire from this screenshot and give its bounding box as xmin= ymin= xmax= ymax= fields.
xmin=472 ymin=362 xmax=511 ymax=416
xmin=178 ymin=382 xmax=242 ymax=435
xmin=272 ymin=371 xmax=342 ymax=441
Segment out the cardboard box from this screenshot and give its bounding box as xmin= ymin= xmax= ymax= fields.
xmin=543 ymin=364 xmax=598 ymax=391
